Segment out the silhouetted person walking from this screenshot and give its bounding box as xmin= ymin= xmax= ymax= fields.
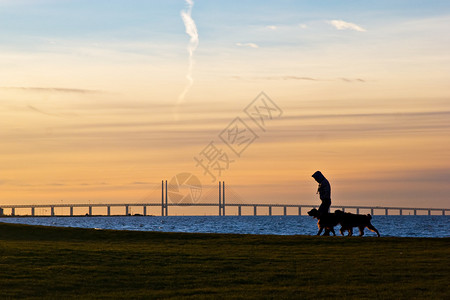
xmin=312 ymin=171 xmax=331 ymax=216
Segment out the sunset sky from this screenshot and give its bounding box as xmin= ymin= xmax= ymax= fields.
xmin=1 ymin=1 xmax=449 ymax=213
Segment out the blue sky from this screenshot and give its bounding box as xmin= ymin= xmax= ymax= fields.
xmin=2 ymin=1 xmax=449 ymax=49
xmin=2 ymin=0 xmax=449 ymax=86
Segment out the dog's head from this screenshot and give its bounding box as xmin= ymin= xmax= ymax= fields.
xmin=307 ymin=208 xmax=320 ymax=218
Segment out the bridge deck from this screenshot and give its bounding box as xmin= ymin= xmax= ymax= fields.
xmin=0 ymin=203 xmax=448 ymax=217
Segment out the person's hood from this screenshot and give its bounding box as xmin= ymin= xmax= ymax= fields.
xmin=312 ymin=171 xmax=326 ymax=183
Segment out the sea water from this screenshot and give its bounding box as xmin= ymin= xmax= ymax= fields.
xmin=1 ymin=215 xmax=449 ymax=237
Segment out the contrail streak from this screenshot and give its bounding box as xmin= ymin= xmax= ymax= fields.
xmin=176 ymin=0 xmax=199 ymax=119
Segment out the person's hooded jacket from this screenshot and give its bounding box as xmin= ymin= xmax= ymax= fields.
xmin=312 ymin=171 xmax=331 ymax=201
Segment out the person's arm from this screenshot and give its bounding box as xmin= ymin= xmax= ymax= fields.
xmin=318 ymin=180 xmax=331 ymax=200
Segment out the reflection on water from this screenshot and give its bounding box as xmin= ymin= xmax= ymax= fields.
xmin=1 ymin=216 xmax=449 ymax=238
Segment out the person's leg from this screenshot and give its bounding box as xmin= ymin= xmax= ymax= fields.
xmin=318 ymin=199 xmax=331 ymax=215
xmin=318 ymin=203 xmax=327 ymax=215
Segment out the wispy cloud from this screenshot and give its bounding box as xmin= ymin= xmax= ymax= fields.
xmin=260 ymin=76 xmax=318 ymax=81
xmin=177 ymin=0 xmax=199 ymax=116
xmin=26 ymin=105 xmax=78 ymax=117
xmin=236 ymin=42 xmax=259 ymax=49
xmin=340 ymin=78 xmax=365 ymax=83
xmin=328 ymin=20 xmax=366 ymax=32
xmin=284 ymin=110 xmax=450 ymax=121
xmin=266 ymin=25 xmax=277 ymax=30
xmin=27 ymin=105 xmax=59 ymax=117
xmin=1 ymin=87 xmax=100 ymax=94
xmin=131 ymin=182 xmax=151 ymax=185
xmin=231 ymin=75 xmax=367 ymax=82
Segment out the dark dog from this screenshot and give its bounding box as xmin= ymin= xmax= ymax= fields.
xmin=334 ymin=210 xmax=380 ymax=237
xmin=307 ymin=208 xmax=339 ymax=236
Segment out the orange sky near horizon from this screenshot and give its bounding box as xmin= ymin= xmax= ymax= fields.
xmin=1 ymin=1 xmax=449 ymax=213
xmin=1 ymin=87 xmax=448 ymax=210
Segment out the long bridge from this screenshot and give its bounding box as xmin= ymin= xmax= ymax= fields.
xmin=0 ymin=203 xmax=448 ymax=217
xmin=1 ymin=181 xmax=448 ymax=217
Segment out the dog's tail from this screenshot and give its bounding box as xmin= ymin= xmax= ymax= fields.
xmin=367 ymin=214 xmax=372 ymax=220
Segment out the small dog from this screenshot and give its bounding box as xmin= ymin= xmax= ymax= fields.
xmin=307 ymin=208 xmax=339 ymax=236
xmin=334 ymin=210 xmax=380 ymax=237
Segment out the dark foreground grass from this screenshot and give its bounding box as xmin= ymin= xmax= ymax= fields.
xmin=0 ymin=223 xmax=449 ymax=299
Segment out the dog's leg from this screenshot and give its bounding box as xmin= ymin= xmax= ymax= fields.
xmin=330 ymin=228 xmax=336 ymax=236
xmin=367 ymin=223 xmax=380 ymax=237
xmin=323 ymin=228 xmax=330 ymax=236
xmin=340 ymin=227 xmax=345 ymax=236
xmin=317 ymin=226 xmax=323 ymax=236
xmin=358 ymin=226 xmax=364 ymax=236
xmin=348 ymin=228 xmax=353 ymax=236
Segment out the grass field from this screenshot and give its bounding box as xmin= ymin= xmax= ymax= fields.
xmin=0 ymin=222 xmax=449 ymax=299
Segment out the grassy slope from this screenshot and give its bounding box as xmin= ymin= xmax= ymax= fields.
xmin=0 ymin=222 xmax=449 ymax=299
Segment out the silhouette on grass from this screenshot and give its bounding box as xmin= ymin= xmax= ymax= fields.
xmin=312 ymin=171 xmax=331 ymax=216
xmin=309 ymin=171 xmax=380 ymax=237
xmin=308 ymin=208 xmax=381 ymax=237
xmin=335 ymin=210 xmax=380 ymax=237
xmin=307 ymin=208 xmax=338 ymax=236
